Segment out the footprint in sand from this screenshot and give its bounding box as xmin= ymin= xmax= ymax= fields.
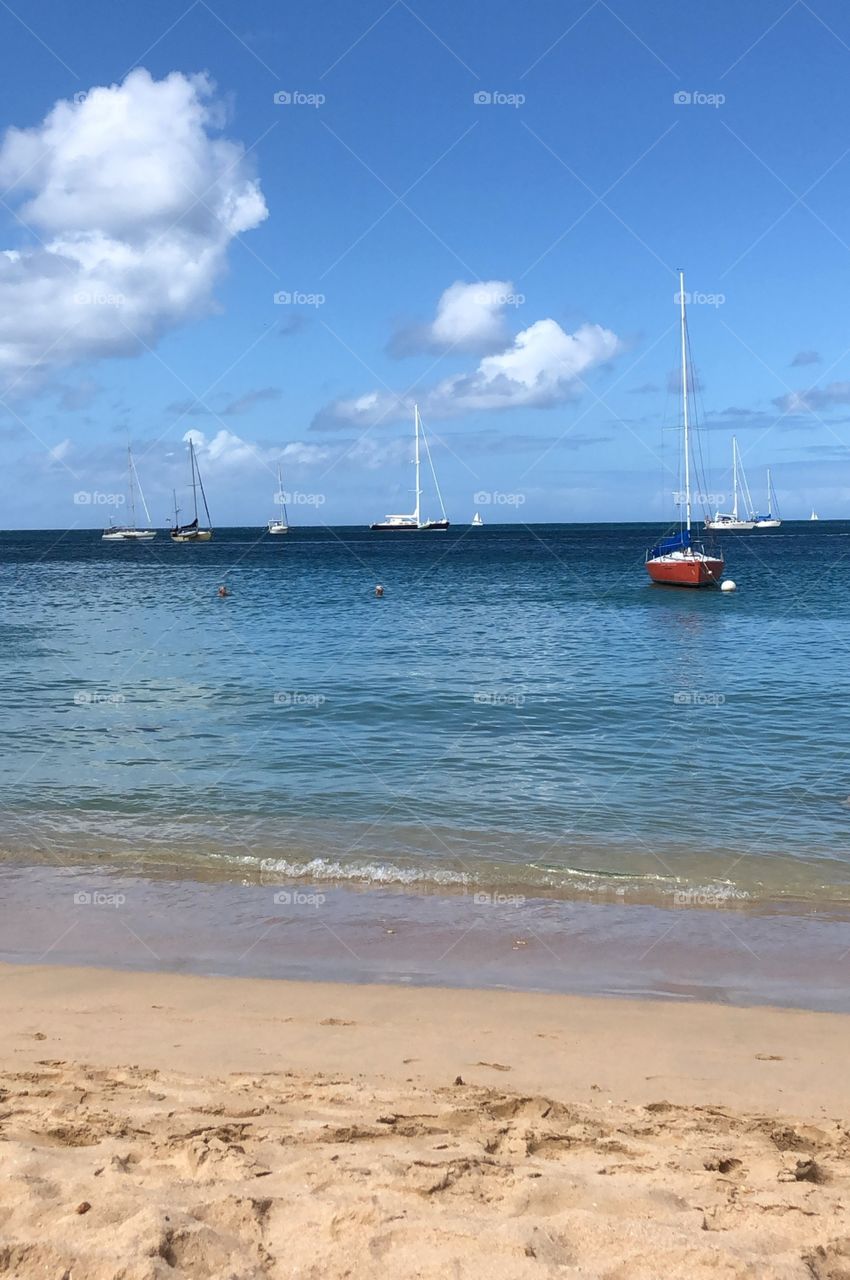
xmin=320 ymin=1018 xmax=355 ymax=1026
xmin=755 ymin=1053 xmax=784 ymax=1061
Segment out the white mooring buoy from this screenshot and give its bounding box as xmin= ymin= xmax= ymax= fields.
xmin=720 ymin=579 xmax=737 ymax=593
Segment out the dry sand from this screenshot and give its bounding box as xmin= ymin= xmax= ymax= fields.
xmin=1 ymin=963 xmax=849 ymax=1278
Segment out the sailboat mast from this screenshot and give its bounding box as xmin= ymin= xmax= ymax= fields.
xmin=732 ymin=437 xmax=739 ymax=521
xmin=679 ymin=270 xmax=691 ymax=536
xmin=413 ymin=404 xmax=422 ymax=527
xmin=767 ymin=467 xmax=772 ymax=514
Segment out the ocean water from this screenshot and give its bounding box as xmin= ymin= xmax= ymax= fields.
xmin=3 ymin=522 xmax=850 ymax=907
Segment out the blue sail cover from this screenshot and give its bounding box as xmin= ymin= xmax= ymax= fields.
xmin=648 ymin=529 xmax=691 ymax=559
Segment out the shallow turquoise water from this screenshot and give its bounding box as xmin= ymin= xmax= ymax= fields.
xmin=2 ymin=523 xmax=850 ymax=903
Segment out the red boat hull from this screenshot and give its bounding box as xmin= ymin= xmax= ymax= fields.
xmin=646 ymin=556 xmax=724 ymax=588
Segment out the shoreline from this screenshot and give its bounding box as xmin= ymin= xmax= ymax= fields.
xmin=3 ymin=861 xmax=850 ymax=1012
xmin=2 ymin=961 xmax=849 ymax=1112
xmin=1 ymin=963 xmax=849 ymax=1278
xmin=6 ymin=822 xmax=850 ymax=908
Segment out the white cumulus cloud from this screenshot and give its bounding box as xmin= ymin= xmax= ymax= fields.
xmin=316 ymin=302 xmax=621 ymax=430
xmin=430 ymin=319 xmax=620 ymax=414
xmin=0 ymin=69 xmax=267 ymax=394
xmin=183 ymin=428 xmax=333 ymax=472
xmin=390 ymin=279 xmax=516 ymax=356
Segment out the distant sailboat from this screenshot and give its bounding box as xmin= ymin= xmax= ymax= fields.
xmin=705 ymin=438 xmax=755 ymax=531
xmin=370 ymin=404 xmax=449 ymax=531
xmin=752 ymin=468 xmax=781 ymax=528
xmin=102 ymin=446 xmax=156 ymax=541
xmin=170 ymin=438 xmax=213 ymax=542
xmin=645 ymin=271 xmax=724 ymax=588
xmin=811 ymin=507 xmax=820 ymax=521
xmin=268 ymin=464 xmax=289 ymax=535
xmin=471 ymin=511 xmax=483 ymax=527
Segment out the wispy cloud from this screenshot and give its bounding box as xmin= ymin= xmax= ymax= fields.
xmin=220 ymin=387 xmax=281 ymax=416
xmin=773 ymin=382 xmax=850 ymax=413
xmin=790 ymin=349 xmax=821 ymax=367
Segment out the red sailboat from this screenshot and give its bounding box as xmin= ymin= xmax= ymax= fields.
xmin=646 ymin=270 xmax=723 ymax=588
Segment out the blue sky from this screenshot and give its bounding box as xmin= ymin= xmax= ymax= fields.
xmin=1 ymin=0 xmax=850 ymax=525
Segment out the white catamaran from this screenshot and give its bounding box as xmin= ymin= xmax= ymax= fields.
xmin=370 ymin=404 xmax=449 ymax=531
xmin=705 ymin=437 xmax=755 ymax=531
xmin=170 ymin=438 xmax=213 ymax=542
xmin=752 ymin=468 xmax=781 ymax=528
xmin=268 ymin=464 xmax=289 ymax=534
xmin=102 ymin=446 xmax=156 ymax=541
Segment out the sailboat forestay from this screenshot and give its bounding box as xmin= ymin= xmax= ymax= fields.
xmin=170 ymin=438 xmax=213 ymax=542
xmin=645 ymin=271 xmax=724 ymax=588
xmin=103 ymin=446 xmax=156 ymax=541
xmin=705 ymin=437 xmax=755 ymax=531
xmin=268 ymin=464 xmax=289 ymax=534
xmin=370 ymin=404 xmax=449 ymax=531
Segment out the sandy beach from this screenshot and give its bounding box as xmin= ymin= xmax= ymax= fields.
xmin=1 ymin=964 xmax=849 ymax=1278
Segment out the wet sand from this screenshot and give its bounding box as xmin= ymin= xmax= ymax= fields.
xmin=1 ymin=963 xmax=849 ymax=1278
xmin=2 ymin=861 xmax=850 ymax=1010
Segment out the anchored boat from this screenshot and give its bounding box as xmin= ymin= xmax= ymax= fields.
xmin=752 ymin=468 xmax=781 ymax=528
xmin=705 ymin=438 xmax=755 ymax=531
xmin=102 ymin=446 xmax=156 ymax=542
xmin=268 ymin=464 xmax=289 ymax=534
xmin=646 ymin=272 xmax=724 ymax=588
xmin=170 ymin=438 xmax=213 ymax=542
xmin=370 ymin=405 xmax=449 ymax=531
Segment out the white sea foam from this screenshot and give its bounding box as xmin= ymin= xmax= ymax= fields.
xmin=254 ymin=857 xmax=473 ymax=887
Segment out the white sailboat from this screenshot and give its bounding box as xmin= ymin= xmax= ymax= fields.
xmin=268 ymin=464 xmax=289 ymax=534
xmin=705 ymin=437 xmax=755 ymax=530
xmin=102 ymin=446 xmax=156 ymax=541
xmin=370 ymin=404 xmax=449 ymax=531
xmin=170 ymin=438 xmax=213 ymax=542
xmin=752 ymin=468 xmax=781 ymax=528
xmin=810 ymin=507 xmax=819 ymax=521
xmin=471 ymin=511 xmax=483 ymax=527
